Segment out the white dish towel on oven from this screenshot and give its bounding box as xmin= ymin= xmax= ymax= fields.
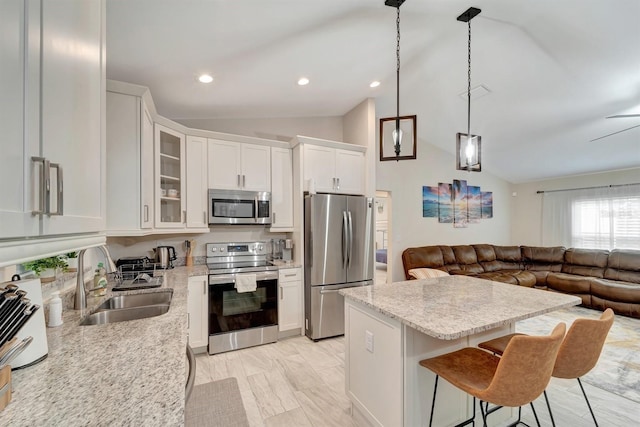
xmin=235 ymin=273 xmax=257 ymax=293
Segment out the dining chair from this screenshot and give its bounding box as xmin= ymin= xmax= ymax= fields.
xmin=419 ymin=322 xmax=566 ymax=427
xmin=478 ymin=308 xmax=614 ymax=426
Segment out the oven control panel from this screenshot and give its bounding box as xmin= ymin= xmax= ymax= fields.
xmin=206 ymin=242 xmax=267 ymax=257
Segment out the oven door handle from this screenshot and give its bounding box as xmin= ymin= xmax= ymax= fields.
xmin=254 ymin=195 xmax=259 ymax=223
xmin=209 ymin=271 xmax=278 ymax=285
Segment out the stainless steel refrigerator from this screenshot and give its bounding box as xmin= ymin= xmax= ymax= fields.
xmin=304 ymin=193 xmax=374 ymax=340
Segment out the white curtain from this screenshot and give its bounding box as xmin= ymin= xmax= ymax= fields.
xmin=541 ymin=184 xmax=640 ymax=250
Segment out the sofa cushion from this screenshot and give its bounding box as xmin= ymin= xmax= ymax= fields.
xmin=590 ymin=279 xmax=640 ymax=304
xmin=546 ymin=272 xmax=593 ymax=294
xmin=476 ymin=272 xmax=519 ymax=285
xmin=521 ymin=246 xmax=566 ymax=264
xmin=561 ymin=248 xmax=609 ymax=278
xmin=451 ymin=245 xmax=484 ymax=274
xmin=604 ymin=249 xmax=640 ymax=284
xmin=402 ymin=246 xmax=444 ymax=278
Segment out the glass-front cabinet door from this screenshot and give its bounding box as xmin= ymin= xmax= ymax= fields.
xmin=155 ymin=123 xmax=185 ymax=228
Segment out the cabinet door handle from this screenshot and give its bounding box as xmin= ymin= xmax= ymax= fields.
xmin=280 ymin=286 xmax=283 ymax=300
xmin=183 ymin=210 xmax=186 ymax=223
xmin=31 ymin=157 xmax=48 ymax=215
xmin=203 ymin=282 xmax=206 ymax=294
xmin=144 ymin=205 xmax=149 ymax=222
xmin=336 ymin=177 xmax=340 ymax=191
xmin=273 ymin=212 xmax=276 ymax=224
xmin=332 ymin=177 xmax=336 ymax=189
xmin=187 ymin=313 xmax=190 ymax=329
xmin=49 ymin=162 xmax=63 ymax=216
xmin=242 ymin=175 xmax=246 ymax=188
xmin=284 ymin=273 xmax=296 ymax=277
xmin=237 ymin=174 xmax=241 ymax=187
xmin=203 ymin=211 xmax=207 ymax=224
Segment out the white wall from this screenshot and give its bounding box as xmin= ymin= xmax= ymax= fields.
xmin=511 ymin=167 xmax=640 ymax=245
xmin=377 ymin=138 xmax=513 ymax=282
xmin=175 ymin=116 xmax=343 ymax=142
xmin=343 ymin=98 xmax=376 ymax=196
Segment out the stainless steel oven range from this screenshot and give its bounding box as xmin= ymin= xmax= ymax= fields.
xmin=206 ymin=241 xmax=278 ymax=355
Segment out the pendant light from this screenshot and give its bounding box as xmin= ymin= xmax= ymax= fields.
xmin=386 ymin=0 xmax=406 ymax=158
xmin=456 ymin=7 xmax=482 ymax=172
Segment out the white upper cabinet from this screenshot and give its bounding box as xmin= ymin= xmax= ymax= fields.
xmin=155 ymin=124 xmax=186 ymax=228
xmin=334 ymin=148 xmax=365 ymax=195
xmin=303 ymin=143 xmax=365 ymax=195
xmin=0 ymin=0 xmax=106 ymax=266
xmin=105 ymin=89 xmax=154 ymax=235
xmin=270 ymin=147 xmax=294 ymax=230
xmin=40 ymin=0 xmax=105 ymax=236
xmin=185 ymin=136 xmax=209 ymax=229
xmin=208 ymin=139 xmax=271 ymax=192
xmin=241 ymin=143 xmax=271 ymax=191
xmin=0 ymin=0 xmax=38 ymax=239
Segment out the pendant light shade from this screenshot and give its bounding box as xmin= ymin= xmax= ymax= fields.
xmin=456 ymin=7 xmax=482 ymax=172
xmin=456 ymin=132 xmax=481 ymax=171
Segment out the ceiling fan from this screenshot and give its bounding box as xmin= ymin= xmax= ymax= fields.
xmin=606 ymin=113 xmax=640 ymax=118
xmin=590 ymin=111 xmax=640 ymax=142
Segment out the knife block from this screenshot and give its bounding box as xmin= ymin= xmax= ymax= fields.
xmin=0 ymin=365 xmax=11 ymax=411
xmin=7 ymin=278 xmax=48 ymax=369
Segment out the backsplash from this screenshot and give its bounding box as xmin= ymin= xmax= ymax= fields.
xmin=106 ymin=227 xmax=289 ymax=262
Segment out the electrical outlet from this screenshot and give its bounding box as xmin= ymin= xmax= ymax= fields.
xmin=365 ymin=330 xmax=374 ymax=353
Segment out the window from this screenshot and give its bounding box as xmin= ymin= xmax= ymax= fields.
xmin=542 ymin=183 xmax=640 ymax=250
xmin=572 ymin=196 xmax=640 ymax=249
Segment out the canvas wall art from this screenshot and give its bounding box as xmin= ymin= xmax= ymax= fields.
xmin=421 ymin=180 xmax=493 ymax=227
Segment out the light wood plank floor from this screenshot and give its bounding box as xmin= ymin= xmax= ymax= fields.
xmin=194 ymin=335 xmax=640 ymax=426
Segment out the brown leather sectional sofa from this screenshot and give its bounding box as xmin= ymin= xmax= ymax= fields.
xmin=402 ymin=244 xmax=640 ymax=319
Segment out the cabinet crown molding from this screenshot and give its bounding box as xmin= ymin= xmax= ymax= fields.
xmin=291 ymin=135 xmax=367 ymax=153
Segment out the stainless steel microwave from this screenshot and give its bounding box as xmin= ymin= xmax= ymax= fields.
xmin=208 ymin=189 xmax=271 ymax=225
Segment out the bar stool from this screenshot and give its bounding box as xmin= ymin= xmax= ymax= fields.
xmin=419 ymin=322 xmax=566 ymax=427
xmin=478 ymin=308 xmax=614 ymax=426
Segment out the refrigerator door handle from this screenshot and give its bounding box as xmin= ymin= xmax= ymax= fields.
xmin=347 ymin=210 xmax=353 ymax=268
xmin=342 ymin=211 xmax=349 ymax=270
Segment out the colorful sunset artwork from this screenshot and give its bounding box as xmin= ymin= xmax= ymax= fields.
xmin=482 ymin=191 xmax=493 ymax=218
xmin=438 ymin=183 xmax=453 ymax=223
xmin=421 ymin=180 xmax=493 ymax=227
xmin=422 ymin=186 xmax=439 ymax=218
xmin=453 ymin=179 xmax=468 ymax=228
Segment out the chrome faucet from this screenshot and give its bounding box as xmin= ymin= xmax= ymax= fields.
xmin=74 ymin=245 xmax=118 ymax=310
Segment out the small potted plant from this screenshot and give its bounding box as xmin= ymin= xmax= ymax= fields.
xmin=64 ymin=251 xmax=79 ymax=272
xmin=23 ymin=256 xmax=68 ymax=283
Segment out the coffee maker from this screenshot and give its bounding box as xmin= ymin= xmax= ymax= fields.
xmin=282 ymin=239 xmax=293 ymax=262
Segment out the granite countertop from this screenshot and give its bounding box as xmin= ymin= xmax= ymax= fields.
xmin=1 ymin=265 xmax=208 ymax=426
xmin=339 ymin=275 xmax=581 ymax=340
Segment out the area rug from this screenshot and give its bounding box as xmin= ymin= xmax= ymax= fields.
xmin=516 ymin=306 xmax=640 ymax=404
xmin=185 ymin=377 xmax=250 ymax=427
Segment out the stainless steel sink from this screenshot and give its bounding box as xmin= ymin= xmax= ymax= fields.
xmin=80 ymin=305 xmax=170 ymax=326
xmin=96 ymin=290 xmax=173 ymax=310
xmin=80 ymin=290 xmax=173 ymax=326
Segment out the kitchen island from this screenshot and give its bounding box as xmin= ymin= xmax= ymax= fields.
xmin=340 ymin=275 xmax=581 ymax=427
xmin=0 ymin=265 xmax=207 ymax=426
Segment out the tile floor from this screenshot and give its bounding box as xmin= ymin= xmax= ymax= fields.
xmin=194 ymin=332 xmax=640 ymax=426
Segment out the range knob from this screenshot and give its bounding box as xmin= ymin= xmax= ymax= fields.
xmin=220 ymin=247 xmax=225 ymax=252
xmin=258 ymin=244 xmax=264 ymax=251
xmin=210 ymin=247 xmax=217 ymax=253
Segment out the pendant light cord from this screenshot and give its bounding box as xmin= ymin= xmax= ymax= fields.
xmin=396 ymin=6 xmax=401 ymax=131
xmin=467 ymin=20 xmax=471 ymax=138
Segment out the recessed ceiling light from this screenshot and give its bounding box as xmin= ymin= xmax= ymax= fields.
xmin=198 ymin=74 xmax=213 ymax=83
xmin=298 ymin=77 xmax=309 ymax=86
xmin=370 ymin=81 xmax=381 ymax=88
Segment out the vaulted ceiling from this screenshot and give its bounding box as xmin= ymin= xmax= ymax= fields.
xmin=106 ymin=0 xmax=640 ymax=183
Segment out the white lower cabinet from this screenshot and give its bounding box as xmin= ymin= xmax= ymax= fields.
xmin=187 ymin=275 xmax=208 ymax=350
xmin=278 ymin=267 xmax=302 ymax=333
